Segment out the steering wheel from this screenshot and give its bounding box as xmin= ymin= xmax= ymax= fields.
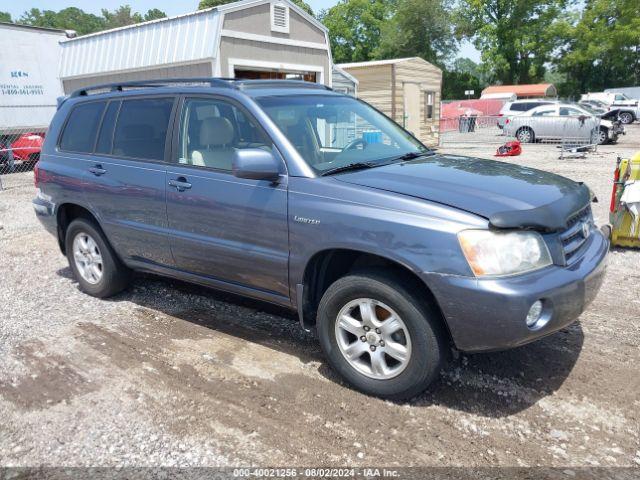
xmin=343 ymin=138 xmax=368 ymax=151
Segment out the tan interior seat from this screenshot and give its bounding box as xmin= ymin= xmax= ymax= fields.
xmin=191 ymin=117 xmax=236 ymax=170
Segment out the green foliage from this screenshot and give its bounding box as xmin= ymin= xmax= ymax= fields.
xmin=19 ymin=8 xmax=105 ymax=35
xmin=554 ymin=0 xmax=640 ymax=96
xmin=0 ymin=11 xmax=12 ymax=23
xmin=319 ymin=0 xmax=394 ymax=64
xmin=198 ymin=0 xmax=314 ymax=16
xmin=376 ymin=0 xmax=457 ymax=66
xmin=442 ymin=58 xmax=487 ymax=100
xmin=456 ymin=0 xmax=565 ymax=85
xmin=17 ymin=6 xmax=166 ymax=35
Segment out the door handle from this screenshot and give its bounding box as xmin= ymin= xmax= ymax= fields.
xmin=89 ymin=165 xmax=107 ymax=176
xmin=168 ymin=177 xmax=192 ymax=192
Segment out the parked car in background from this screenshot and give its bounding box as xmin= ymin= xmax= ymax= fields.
xmin=10 ymin=132 xmax=45 ymax=163
xmin=504 ymin=103 xmax=619 ymax=145
xmin=33 ymin=78 xmax=608 ymax=400
xmin=579 ymin=100 xmax=608 ymax=114
xmin=497 ymin=99 xmax=556 ymax=129
xmin=581 ymin=92 xmax=639 ymax=124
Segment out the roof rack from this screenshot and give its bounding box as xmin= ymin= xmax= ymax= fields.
xmin=68 ymin=77 xmax=333 ymax=98
xmin=233 ymin=80 xmax=333 ymax=91
xmin=69 ymin=77 xmax=238 ymax=98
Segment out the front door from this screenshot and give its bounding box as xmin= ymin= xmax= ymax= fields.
xmin=403 ymin=83 xmax=422 ymax=137
xmin=165 ymin=96 xmax=290 ymax=299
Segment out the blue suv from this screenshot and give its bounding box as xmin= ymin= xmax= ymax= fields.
xmin=33 ymin=79 xmax=608 ymax=400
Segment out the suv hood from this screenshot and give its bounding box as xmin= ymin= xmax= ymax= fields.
xmin=335 ymin=154 xmax=590 ymax=231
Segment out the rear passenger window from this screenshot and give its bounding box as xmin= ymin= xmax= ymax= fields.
xmin=112 ymin=98 xmax=174 ymax=160
xmin=59 ymin=102 xmax=105 ymax=153
xmin=95 ymin=101 xmax=120 ymax=154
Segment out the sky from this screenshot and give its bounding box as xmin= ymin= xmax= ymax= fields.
xmin=0 ymin=0 xmax=481 ymax=61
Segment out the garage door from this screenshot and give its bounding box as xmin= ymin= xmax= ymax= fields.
xmin=234 ymin=68 xmax=317 ymax=83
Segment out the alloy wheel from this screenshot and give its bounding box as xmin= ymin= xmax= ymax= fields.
xmin=335 ymin=298 xmax=412 ymax=380
xmin=72 ymin=231 xmax=103 ymax=285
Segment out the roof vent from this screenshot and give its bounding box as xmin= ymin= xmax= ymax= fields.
xmin=271 ymin=2 xmax=289 ymax=33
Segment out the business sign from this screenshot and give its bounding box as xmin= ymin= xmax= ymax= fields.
xmin=464 ymin=90 xmax=475 ymax=96
xmin=0 ymin=28 xmax=63 ymax=107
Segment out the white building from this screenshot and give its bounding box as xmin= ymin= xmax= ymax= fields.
xmin=59 ymin=0 xmax=333 ymax=94
xmin=0 ymin=23 xmax=73 ymax=132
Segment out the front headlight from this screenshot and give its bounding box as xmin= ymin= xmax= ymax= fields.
xmin=457 ymin=230 xmax=552 ymax=277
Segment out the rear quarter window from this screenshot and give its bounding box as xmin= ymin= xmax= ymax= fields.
xmin=112 ymin=98 xmax=174 ymax=161
xmin=59 ymin=101 xmax=106 ymax=153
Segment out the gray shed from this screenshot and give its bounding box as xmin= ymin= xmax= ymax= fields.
xmin=331 ymin=65 xmax=358 ymax=97
xmin=59 ymin=0 xmax=332 ymax=94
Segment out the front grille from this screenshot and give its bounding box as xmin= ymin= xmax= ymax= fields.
xmin=560 ymin=205 xmax=593 ymax=264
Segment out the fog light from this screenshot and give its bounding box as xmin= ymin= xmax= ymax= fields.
xmin=526 ymin=300 xmax=543 ymax=328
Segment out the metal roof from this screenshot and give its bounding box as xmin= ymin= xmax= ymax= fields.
xmin=0 ymin=21 xmax=72 ymax=36
xmin=337 ymin=57 xmax=423 ymax=69
xmin=481 ymin=83 xmax=557 ymax=98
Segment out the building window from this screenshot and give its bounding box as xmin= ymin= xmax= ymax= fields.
xmin=425 ymin=92 xmax=435 ymax=121
xmin=271 ymin=2 xmax=290 ymax=33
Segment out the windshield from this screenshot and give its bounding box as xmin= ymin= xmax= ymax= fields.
xmin=576 ymin=103 xmax=599 ymax=115
xmin=255 ymin=94 xmax=429 ymax=175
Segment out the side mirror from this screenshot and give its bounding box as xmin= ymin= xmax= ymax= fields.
xmin=233 ymin=148 xmax=281 ymax=182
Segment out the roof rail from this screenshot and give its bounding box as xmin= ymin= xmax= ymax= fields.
xmin=234 ymin=80 xmax=333 ymax=91
xmin=69 ymin=77 xmax=238 ymax=98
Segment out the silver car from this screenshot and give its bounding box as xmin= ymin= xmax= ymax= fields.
xmin=504 ymin=103 xmax=613 ymax=144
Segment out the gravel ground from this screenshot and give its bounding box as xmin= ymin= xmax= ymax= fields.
xmin=0 ymin=127 xmax=639 ymax=472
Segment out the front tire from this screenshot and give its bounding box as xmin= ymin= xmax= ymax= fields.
xmin=597 ymin=127 xmax=609 ymax=145
xmin=65 ymin=218 xmax=130 ymax=298
xmin=316 ymin=270 xmax=446 ymax=400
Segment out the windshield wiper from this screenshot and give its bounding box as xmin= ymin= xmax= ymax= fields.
xmin=320 ymin=162 xmax=376 ymax=176
xmin=392 ymin=151 xmax=435 ymax=162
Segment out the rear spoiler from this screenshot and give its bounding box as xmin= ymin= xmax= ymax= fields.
xmin=56 ymin=96 xmax=69 ymax=110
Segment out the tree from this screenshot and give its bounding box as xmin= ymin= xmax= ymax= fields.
xmin=442 ymin=58 xmax=485 ymax=100
xmin=554 ymin=0 xmax=640 ymax=96
xmin=457 ymin=0 xmax=565 ymax=85
xmin=376 ymin=0 xmax=457 ymax=66
xmin=319 ymin=0 xmax=393 ymax=63
xmin=198 ymin=0 xmax=314 ymax=16
xmin=17 ymin=6 xmax=167 ymax=36
xmin=0 ymin=11 xmax=12 ymax=23
xmin=144 ymin=9 xmax=167 ymax=21
xmin=19 ymin=8 xmax=105 ymax=35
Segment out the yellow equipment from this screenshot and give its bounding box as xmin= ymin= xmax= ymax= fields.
xmin=610 ymin=152 xmax=640 ymax=248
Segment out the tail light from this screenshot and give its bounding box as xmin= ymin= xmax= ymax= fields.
xmin=505 ymin=118 xmax=510 ymax=124
xmin=610 ymin=158 xmax=621 ymax=213
xmin=34 ymin=160 xmax=40 ymax=187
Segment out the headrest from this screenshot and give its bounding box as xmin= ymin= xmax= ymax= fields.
xmin=124 ymin=124 xmax=154 ymax=139
xmin=200 ymin=117 xmax=234 ymax=146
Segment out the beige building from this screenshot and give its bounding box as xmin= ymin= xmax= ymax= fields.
xmin=339 ymin=57 xmax=443 ymax=145
xmin=59 ymin=0 xmax=332 ymax=93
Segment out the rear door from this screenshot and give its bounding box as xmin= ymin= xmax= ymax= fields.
xmin=77 ymin=96 xmax=176 ymax=267
xmin=165 ymin=95 xmax=290 ymax=299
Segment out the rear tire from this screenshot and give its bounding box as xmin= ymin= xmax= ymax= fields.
xmin=65 ymin=218 xmax=130 ymax=298
xmin=619 ymin=112 xmax=634 ymax=125
xmin=516 ymin=127 xmax=535 ymax=143
xmin=316 ymin=269 xmax=446 ymax=400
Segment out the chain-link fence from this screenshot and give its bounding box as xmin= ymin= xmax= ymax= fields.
xmin=0 ymin=127 xmax=47 ymax=190
xmin=439 ymin=114 xmax=603 ymax=158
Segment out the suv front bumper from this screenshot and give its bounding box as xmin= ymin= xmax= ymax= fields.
xmin=423 ymin=230 xmax=608 ymax=352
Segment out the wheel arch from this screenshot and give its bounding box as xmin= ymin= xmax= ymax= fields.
xmin=297 ymin=248 xmax=453 ymax=345
xmin=55 ymin=203 xmax=101 ymax=255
